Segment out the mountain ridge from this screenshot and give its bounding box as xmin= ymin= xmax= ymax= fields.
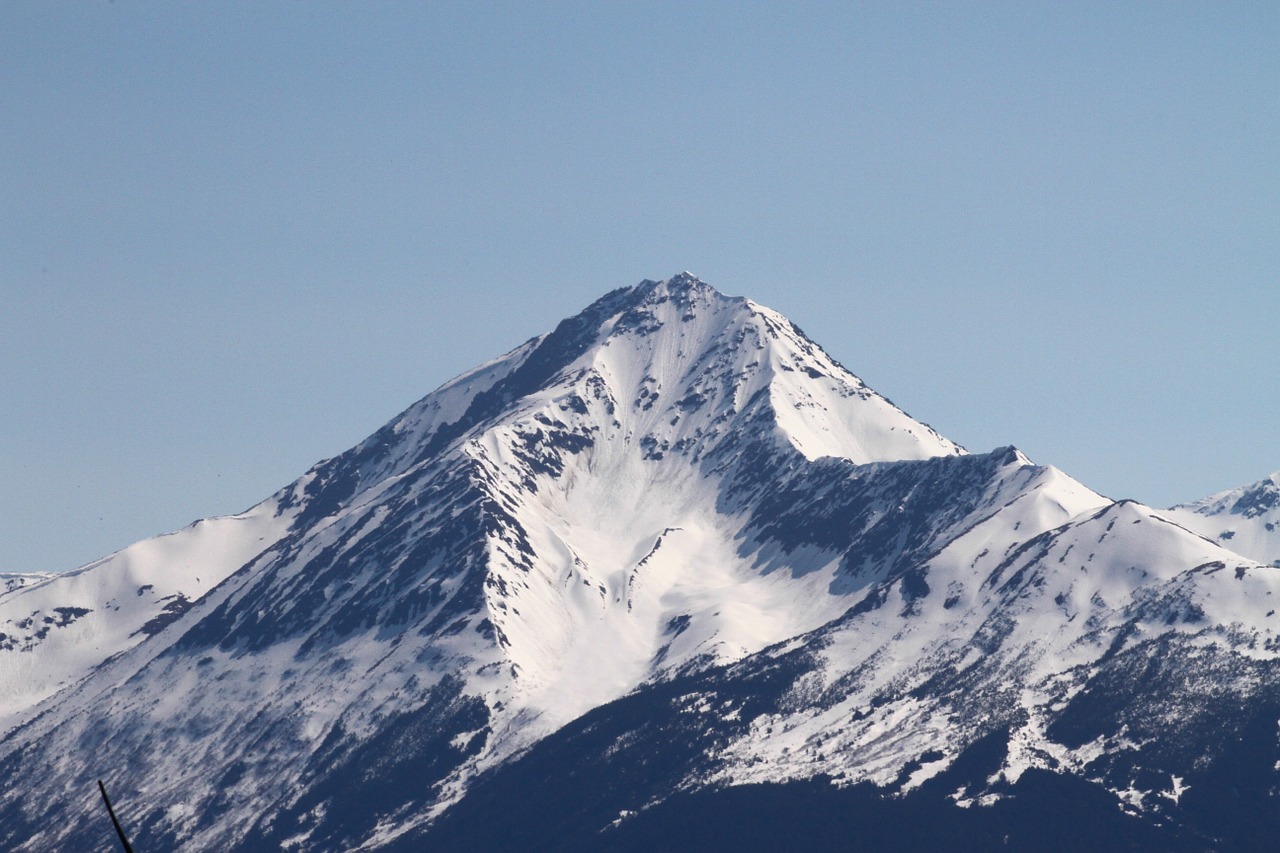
xmin=1164 ymin=471 xmax=1280 ymax=566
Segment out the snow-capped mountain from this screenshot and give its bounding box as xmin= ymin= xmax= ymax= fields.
xmin=1 ymin=274 xmax=1277 ymax=852
xmin=1164 ymin=472 xmax=1280 ymax=567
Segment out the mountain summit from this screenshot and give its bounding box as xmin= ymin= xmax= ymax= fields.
xmin=1166 ymin=471 xmax=1280 ymax=567
xmin=2 ymin=276 xmax=1278 ymax=851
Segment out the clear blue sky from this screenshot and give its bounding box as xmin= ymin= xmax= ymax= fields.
xmin=3 ymin=2 xmax=1277 ymax=574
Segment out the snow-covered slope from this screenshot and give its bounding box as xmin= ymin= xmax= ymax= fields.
xmin=0 ymin=274 xmax=1276 ymax=852
xmin=711 ymin=498 xmax=1277 ymax=794
xmin=1165 ymin=472 xmax=1280 ymax=566
xmin=0 ymin=499 xmax=295 ymax=731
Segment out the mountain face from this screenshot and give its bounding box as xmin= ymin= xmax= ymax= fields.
xmin=1165 ymin=473 xmax=1280 ymax=567
xmin=2 ymin=274 xmax=1278 ymax=851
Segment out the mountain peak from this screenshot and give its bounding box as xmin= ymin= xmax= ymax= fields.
xmin=567 ymin=275 xmax=962 ymax=465
xmin=621 ymin=272 xmax=731 ymax=315
xmin=1164 ymin=469 xmax=1280 ymax=565
xmin=636 ymin=270 xmax=709 ymax=290
xmin=363 ymin=275 xmax=961 ymax=479
xmin=1172 ymin=470 xmax=1280 ymax=518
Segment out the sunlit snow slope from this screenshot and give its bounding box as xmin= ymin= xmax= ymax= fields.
xmin=0 ymin=499 xmax=295 ymax=731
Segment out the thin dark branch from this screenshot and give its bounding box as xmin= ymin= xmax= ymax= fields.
xmin=97 ymin=779 xmax=136 ymax=853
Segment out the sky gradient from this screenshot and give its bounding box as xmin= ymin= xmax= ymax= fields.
xmin=3 ymin=2 xmax=1277 ymax=574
